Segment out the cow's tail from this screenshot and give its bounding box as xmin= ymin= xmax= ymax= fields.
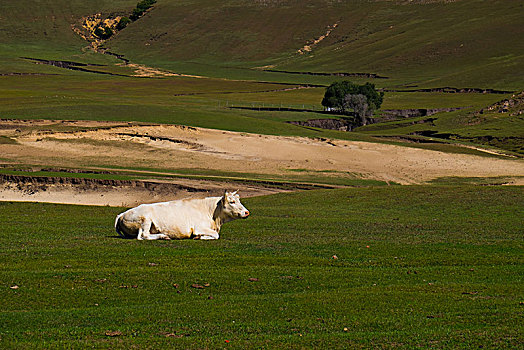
xmin=114 ymin=213 xmax=126 ymax=238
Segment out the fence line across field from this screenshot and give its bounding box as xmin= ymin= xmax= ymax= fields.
xmin=217 ymin=100 xmax=325 ymax=112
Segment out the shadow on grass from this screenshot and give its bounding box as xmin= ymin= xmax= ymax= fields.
xmin=107 ymin=235 xmax=134 ymax=240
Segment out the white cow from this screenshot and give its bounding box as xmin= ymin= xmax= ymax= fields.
xmin=114 ymin=191 xmax=250 ymax=240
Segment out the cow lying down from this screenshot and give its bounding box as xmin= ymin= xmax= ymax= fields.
xmin=115 ymin=191 xmax=250 ymax=240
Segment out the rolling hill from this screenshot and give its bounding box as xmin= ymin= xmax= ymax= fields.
xmin=0 ymin=0 xmax=522 ymax=154
xmin=104 ymin=0 xmax=524 ymax=89
xmin=1 ymin=0 xmax=522 ymax=88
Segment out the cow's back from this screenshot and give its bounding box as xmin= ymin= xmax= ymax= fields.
xmin=116 ymin=198 xmax=219 ymax=239
xmin=151 ymin=199 xmax=218 ymax=239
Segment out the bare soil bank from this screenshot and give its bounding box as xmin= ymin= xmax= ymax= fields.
xmin=0 ymin=119 xmax=522 ymax=205
xmin=0 ymin=173 xmax=288 ymax=207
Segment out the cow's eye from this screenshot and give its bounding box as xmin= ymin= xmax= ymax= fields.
xmin=229 ymin=201 xmax=236 ymax=205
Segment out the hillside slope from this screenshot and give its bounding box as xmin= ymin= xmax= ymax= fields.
xmin=0 ymin=0 xmax=522 ymax=156
xmin=104 ymin=0 xmax=524 ymax=89
xmin=0 ymin=0 xmax=522 ymax=89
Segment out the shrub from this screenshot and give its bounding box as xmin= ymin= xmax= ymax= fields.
xmin=130 ymin=8 xmax=143 ymax=21
xmin=130 ymin=0 xmax=157 ymax=21
xmin=116 ymin=17 xmax=131 ymax=30
xmin=137 ymin=0 xmax=156 ymax=11
xmin=93 ymin=26 xmax=113 ymax=40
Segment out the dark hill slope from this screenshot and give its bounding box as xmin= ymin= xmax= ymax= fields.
xmin=105 ymin=0 xmax=524 ymax=89
xmin=0 ymin=0 xmax=522 ymax=89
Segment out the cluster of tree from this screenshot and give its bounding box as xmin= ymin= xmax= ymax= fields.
xmin=94 ymin=26 xmax=113 ymax=40
xmin=93 ymin=0 xmax=156 ymax=40
xmin=116 ymin=17 xmax=131 ymax=30
xmin=130 ymin=0 xmax=157 ymax=21
xmin=321 ymin=81 xmax=384 ymax=126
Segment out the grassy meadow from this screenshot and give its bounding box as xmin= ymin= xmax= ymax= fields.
xmin=1 ymin=0 xmax=523 ymax=88
xmin=0 ymin=0 xmax=523 ymax=348
xmin=1 ymin=186 xmax=523 ymax=348
xmin=0 ymin=0 xmax=522 ymax=154
xmin=1 ymin=70 xmax=521 ymax=155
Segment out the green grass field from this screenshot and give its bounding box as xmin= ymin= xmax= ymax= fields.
xmin=0 ymin=1 xmax=523 ymax=347
xmin=1 ymin=71 xmax=520 ymax=155
xmin=1 ymin=186 xmax=522 ymax=348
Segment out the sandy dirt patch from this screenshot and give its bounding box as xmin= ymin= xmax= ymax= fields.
xmin=0 ymin=119 xmax=523 ymax=205
xmin=116 ymin=63 xmax=204 ymax=78
xmin=2 ymin=119 xmax=523 ymax=185
xmin=298 ymin=22 xmax=338 ymax=54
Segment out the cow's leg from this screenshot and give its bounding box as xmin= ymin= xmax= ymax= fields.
xmin=137 ymin=219 xmax=170 ymax=240
xmin=136 ymin=218 xmax=151 ymax=240
xmin=145 ymin=233 xmax=170 ymax=240
xmin=192 ymin=228 xmax=219 ymax=240
xmin=198 ymin=235 xmax=219 ymax=240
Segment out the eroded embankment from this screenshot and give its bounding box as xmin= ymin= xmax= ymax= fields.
xmin=22 ymin=57 xmax=129 ymax=77
xmin=383 ymin=87 xmax=514 ymax=94
xmin=0 ymin=174 xmax=207 ymax=193
xmin=263 ymin=69 xmax=388 ymax=79
xmin=0 ymin=174 xmax=203 ymax=207
xmin=380 ymin=107 xmax=468 ymax=119
xmin=0 ymin=173 xmax=300 ymax=207
xmin=284 ymin=108 xmax=468 ymax=132
xmin=287 ymin=118 xmax=353 ymax=131
xmin=2 ymin=120 xmax=523 ymax=191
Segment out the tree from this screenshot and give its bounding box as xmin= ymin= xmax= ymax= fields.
xmin=321 ymin=81 xmax=359 ymax=113
xmin=94 ymin=26 xmax=113 ymax=40
xmin=116 ymin=17 xmax=131 ymax=30
xmin=344 ymin=94 xmax=370 ymax=125
xmin=321 ymin=80 xmax=384 ymax=117
xmin=357 ymin=82 xmax=384 ymax=112
xmin=130 ymin=0 xmax=157 ymax=21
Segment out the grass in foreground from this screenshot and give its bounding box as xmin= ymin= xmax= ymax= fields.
xmin=1 ymin=186 xmax=522 ymax=348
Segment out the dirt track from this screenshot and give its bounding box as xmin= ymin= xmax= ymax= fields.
xmin=0 ymin=119 xmax=523 ymax=205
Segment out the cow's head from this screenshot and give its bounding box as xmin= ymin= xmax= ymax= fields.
xmin=222 ymin=190 xmax=250 ymax=219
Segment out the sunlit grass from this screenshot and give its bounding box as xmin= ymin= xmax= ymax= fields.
xmin=1 ymin=186 xmax=522 ymax=348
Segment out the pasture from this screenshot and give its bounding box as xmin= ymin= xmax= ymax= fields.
xmin=1 ymin=0 xmax=523 ymax=348
xmin=1 ymin=71 xmax=521 ymax=156
xmin=1 ymin=186 xmax=522 ymax=348
xmin=1 ymin=0 xmax=523 ymax=156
